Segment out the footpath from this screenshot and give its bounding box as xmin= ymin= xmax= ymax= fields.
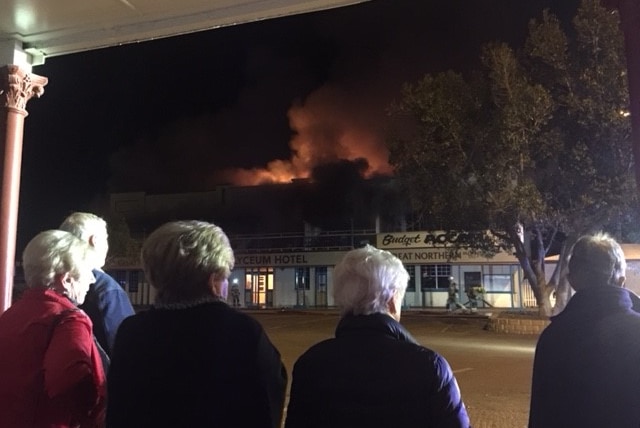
xmin=242 ymin=306 xmax=548 ymax=335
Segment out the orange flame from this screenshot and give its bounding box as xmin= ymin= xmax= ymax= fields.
xmin=218 ymin=84 xmax=393 ymax=186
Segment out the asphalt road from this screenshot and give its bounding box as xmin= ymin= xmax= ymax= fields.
xmin=252 ymin=311 xmax=537 ymax=428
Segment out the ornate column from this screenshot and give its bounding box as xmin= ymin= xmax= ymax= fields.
xmin=0 ymin=65 xmax=47 ymax=313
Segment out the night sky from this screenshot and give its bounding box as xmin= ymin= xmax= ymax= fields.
xmin=16 ymin=0 xmax=580 ymax=249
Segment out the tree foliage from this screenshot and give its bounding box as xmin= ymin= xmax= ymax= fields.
xmin=387 ymin=0 xmax=634 ymax=315
xmin=105 ymin=214 xmax=141 ymax=266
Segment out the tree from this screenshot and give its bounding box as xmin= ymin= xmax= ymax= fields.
xmin=600 ymin=0 xmax=640 ymax=196
xmin=105 ymin=214 xmax=141 ymax=266
xmin=387 ymin=0 xmax=634 ymax=316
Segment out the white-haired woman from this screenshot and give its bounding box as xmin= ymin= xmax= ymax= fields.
xmin=107 ymin=220 xmax=287 ymax=428
xmin=0 ymin=230 xmax=106 ymax=428
xmin=286 ymin=244 xmax=470 ymax=428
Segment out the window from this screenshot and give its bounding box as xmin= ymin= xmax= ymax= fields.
xmin=295 ymin=267 xmax=310 ymax=290
xmin=405 ymin=265 xmax=416 ymax=292
xmin=420 ymin=264 xmax=452 ymax=290
xmin=109 ymin=270 xmax=128 ymax=291
xmin=483 ymin=274 xmax=511 ymax=292
xmin=106 ymin=269 xmax=142 ymax=293
xmin=128 ymin=270 xmax=140 ymax=293
xmin=315 ymin=267 xmax=327 ymax=290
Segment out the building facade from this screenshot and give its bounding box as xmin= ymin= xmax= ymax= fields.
xmin=106 ymin=189 xmax=640 ymax=310
xmin=107 ymin=230 xmax=531 ymax=310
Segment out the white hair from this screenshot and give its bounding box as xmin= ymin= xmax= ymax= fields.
xmin=59 ymin=212 xmax=107 ymax=242
xmin=333 ymin=245 xmax=409 ymax=316
xmin=22 ymin=230 xmax=93 ymax=288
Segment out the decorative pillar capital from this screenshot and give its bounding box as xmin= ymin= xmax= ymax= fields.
xmin=0 ymin=65 xmax=48 ymax=115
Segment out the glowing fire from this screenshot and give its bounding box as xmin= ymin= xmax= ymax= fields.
xmin=218 ymin=84 xmax=394 ymax=186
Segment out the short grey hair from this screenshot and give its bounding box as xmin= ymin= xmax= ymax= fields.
xmin=59 ymin=212 xmax=107 ymax=242
xmin=22 ymin=230 xmax=93 ymax=288
xmin=142 ymin=220 xmax=235 ymax=304
xmin=568 ymin=232 xmax=626 ymax=288
xmin=333 ymin=245 xmax=409 ymax=316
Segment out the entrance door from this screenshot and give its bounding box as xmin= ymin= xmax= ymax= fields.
xmin=245 ymin=267 xmax=274 ymax=308
xmin=315 ymin=267 xmax=328 ymax=308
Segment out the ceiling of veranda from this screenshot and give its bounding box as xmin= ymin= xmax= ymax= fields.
xmin=0 ymin=0 xmax=367 ymax=61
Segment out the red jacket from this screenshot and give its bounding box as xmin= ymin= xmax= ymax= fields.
xmin=0 ymin=288 xmax=106 ymax=428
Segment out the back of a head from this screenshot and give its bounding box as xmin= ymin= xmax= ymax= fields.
xmin=333 ymin=244 xmax=409 ymax=316
xmin=22 ymin=230 xmax=92 ymax=289
xmin=59 ymin=212 xmax=107 ymax=242
xmin=142 ymin=220 xmax=235 ymax=305
xmin=568 ymin=232 xmax=626 ymax=290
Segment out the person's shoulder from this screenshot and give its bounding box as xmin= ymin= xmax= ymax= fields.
xmin=191 ymin=303 xmax=273 ymax=344
xmin=60 ymin=307 xmax=93 ymax=328
xmin=616 ymin=309 xmax=640 ymax=328
xmin=407 ymin=342 xmax=442 ymax=363
xmin=293 ymin=338 xmax=336 ymax=366
xmin=374 ymin=336 xmax=445 ymax=374
xmin=113 ymin=309 xmax=154 ymax=338
xmin=217 ymin=305 xmax=267 ymax=331
xmin=91 ymin=270 xmax=123 ymax=292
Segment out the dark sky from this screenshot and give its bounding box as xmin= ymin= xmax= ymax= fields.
xmin=16 ymin=0 xmax=579 ymax=248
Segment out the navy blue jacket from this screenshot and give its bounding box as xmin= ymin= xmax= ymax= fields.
xmin=286 ymin=313 xmax=470 ymax=428
xmin=79 ymin=269 xmax=135 ymax=356
xmin=529 ymin=286 xmax=640 ymax=428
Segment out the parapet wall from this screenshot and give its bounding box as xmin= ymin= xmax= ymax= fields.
xmin=486 ymin=316 xmax=550 ymax=335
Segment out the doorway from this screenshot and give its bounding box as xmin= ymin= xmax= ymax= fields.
xmin=245 ymin=267 xmax=274 ymax=308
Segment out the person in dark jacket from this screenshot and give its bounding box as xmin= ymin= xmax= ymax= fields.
xmin=529 ymin=232 xmax=640 ymax=428
xmin=107 ymin=220 xmax=287 ymax=428
xmin=285 ymin=244 xmax=470 ymax=428
xmin=60 ymin=212 xmax=135 ymax=356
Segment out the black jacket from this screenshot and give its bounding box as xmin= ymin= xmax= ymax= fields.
xmin=107 ymin=299 xmax=287 ymax=428
xmin=529 ymin=286 xmax=640 ymax=428
xmin=285 ymin=313 xmax=470 ymax=428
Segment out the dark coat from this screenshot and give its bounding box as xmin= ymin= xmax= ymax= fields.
xmin=79 ymin=269 xmax=135 ymax=356
xmin=529 ymin=286 xmax=640 ymax=428
xmin=106 ymin=299 xmax=287 ymax=428
xmin=285 ymin=313 xmax=470 ymax=428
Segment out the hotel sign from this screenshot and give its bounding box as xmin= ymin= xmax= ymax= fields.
xmin=235 ymin=251 xmax=346 ymax=267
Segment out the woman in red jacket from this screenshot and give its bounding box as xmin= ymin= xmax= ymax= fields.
xmin=0 ymin=230 xmax=107 ymax=428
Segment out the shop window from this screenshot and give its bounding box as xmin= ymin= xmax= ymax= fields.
xmin=420 ymin=264 xmax=451 ymax=290
xmin=483 ymin=274 xmax=511 ymax=292
xmin=405 ymin=265 xmax=416 ymax=292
